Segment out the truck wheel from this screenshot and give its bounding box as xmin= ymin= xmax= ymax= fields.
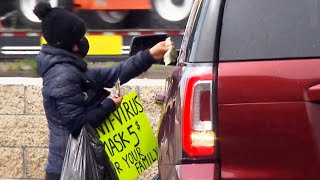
xmin=17 ymin=0 xmax=59 ymax=28
xmin=79 ymin=10 xmax=142 ymax=29
xmin=153 ymin=0 xmax=193 ymax=22
xmin=96 ymin=10 xmax=129 ymax=24
xmin=150 ymin=0 xmax=193 ymax=29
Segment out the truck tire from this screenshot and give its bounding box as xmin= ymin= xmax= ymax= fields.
xmin=81 ymin=0 xmax=193 ymax=30
xmin=78 ymin=10 xmax=144 ymax=29
xmin=0 ymin=1 xmax=17 ymax=28
xmin=96 ymin=10 xmax=129 ymax=25
xmin=149 ymin=0 xmax=193 ymax=29
xmin=0 ymin=1 xmax=15 ymax=15
xmin=16 ymin=0 xmax=59 ymax=29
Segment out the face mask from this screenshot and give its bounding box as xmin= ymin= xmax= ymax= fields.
xmin=77 ymin=37 xmax=89 ymax=58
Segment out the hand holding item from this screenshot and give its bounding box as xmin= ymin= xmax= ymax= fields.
xmin=163 ymin=37 xmax=177 ymax=66
xmin=149 ymin=41 xmax=169 ymax=61
xmin=109 ymin=95 xmax=123 ymax=109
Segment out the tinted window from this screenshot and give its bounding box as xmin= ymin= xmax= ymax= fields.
xmin=188 ymin=0 xmax=215 ymax=62
xmin=179 ymin=0 xmax=204 ymax=63
xmin=220 ymin=0 xmax=320 ymax=61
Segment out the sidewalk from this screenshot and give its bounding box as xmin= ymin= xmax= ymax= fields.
xmin=0 ymin=77 xmax=166 ymax=87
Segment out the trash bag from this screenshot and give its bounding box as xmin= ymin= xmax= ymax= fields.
xmin=60 ymin=125 xmax=118 ymax=180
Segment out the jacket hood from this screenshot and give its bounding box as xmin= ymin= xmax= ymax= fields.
xmin=36 ymin=45 xmax=87 ymax=77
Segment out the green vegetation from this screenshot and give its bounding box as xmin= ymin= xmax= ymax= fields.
xmin=0 ymin=58 xmax=36 ymax=72
xmin=0 ymin=59 xmax=173 ymax=78
xmin=104 ymin=61 xmax=118 ymax=68
xmin=19 ymin=58 xmax=37 ymax=71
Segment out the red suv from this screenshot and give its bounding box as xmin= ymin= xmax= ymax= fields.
xmin=156 ymin=0 xmax=320 ymax=179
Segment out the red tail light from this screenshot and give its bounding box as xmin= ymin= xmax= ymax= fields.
xmin=183 ymin=72 xmax=215 ymax=157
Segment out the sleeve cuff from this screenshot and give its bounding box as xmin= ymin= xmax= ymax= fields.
xmin=101 ymin=97 xmax=117 ymax=112
xmin=142 ymin=49 xmax=157 ymax=64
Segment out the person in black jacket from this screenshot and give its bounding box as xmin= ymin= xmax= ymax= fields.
xmin=33 ymin=2 xmax=168 ymax=180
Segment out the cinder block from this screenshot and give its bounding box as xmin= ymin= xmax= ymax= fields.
xmin=139 ymin=87 xmax=165 ymax=118
xmin=113 ymin=85 xmax=163 ymax=118
xmin=0 ymin=115 xmax=48 ymax=147
xmin=0 ymin=84 xmax=163 ymax=180
xmin=25 ymin=85 xmax=44 ymax=115
xmin=0 ymin=147 xmax=23 ymax=178
xmin=0 ymin=85 xmax=24 ymax=115
xmin=25 ymin=148 xmax=48 ymax=178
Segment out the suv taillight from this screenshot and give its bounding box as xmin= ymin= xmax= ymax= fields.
xmin=183 ymin=73 xmax=215 ymax=157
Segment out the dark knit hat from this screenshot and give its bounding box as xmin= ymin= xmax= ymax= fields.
xmin=33 ymin=2 xmax=86 ymax=51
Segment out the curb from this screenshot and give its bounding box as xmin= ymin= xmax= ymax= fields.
xmin=0 ymin=77 xmax=165 ymax=87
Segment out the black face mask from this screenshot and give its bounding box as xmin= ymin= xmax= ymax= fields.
xmin=77 ymin=37 xmax=89 ymax=58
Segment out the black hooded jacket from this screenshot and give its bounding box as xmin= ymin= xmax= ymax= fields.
xmin=37 ymin=45 xmax=155 ymax=174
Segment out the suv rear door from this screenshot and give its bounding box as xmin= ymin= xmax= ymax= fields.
xmin=158 ymin=0 xmax=223 ymax=179
xmin=218 ymin=0 xmax=320 ymax=179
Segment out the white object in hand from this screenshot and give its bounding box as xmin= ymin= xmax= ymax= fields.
xmin=164 ymin=37 xmax=177 ymax=66
xmin=115 ymin=79 xmax=121 ymax=97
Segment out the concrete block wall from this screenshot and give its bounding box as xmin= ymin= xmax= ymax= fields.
xmin=0 ymin=78 xmax=165 ymax=180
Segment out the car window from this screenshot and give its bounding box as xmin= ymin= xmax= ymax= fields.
xmin=178 ymin=0 xmax=204 ymax=63
xmin=187 ymin=0 xmax=214 ymax=63
xmin=220 ymin=0 xmax=320 ymax=61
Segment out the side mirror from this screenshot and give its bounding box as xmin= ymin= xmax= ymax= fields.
xmin=129 ymin=35 xmax=178 ymax=66
xmin=129 ymin=34 xmax=168 ymax=56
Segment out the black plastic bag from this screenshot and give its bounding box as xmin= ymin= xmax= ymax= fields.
xmin=60 ymin=125 xmax=118 ymax=180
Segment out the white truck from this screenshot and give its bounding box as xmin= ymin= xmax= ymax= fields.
xmin=0 ymin=0 xmax=191 ymax=59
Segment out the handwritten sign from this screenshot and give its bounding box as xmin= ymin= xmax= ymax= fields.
xmin=96 ymin=92 xmax=158 ymax=180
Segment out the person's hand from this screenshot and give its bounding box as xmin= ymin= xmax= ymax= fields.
xmin=109 ymin=95 xmax=123 ymax=109
xmin=149 ymin=41 xmax=169 ymax=61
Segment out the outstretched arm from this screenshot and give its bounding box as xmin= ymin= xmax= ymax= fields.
xmin=87 ymin=42 xmax=168 ymax=87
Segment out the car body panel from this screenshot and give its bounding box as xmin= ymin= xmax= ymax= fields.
xmin=218 ymin=60 xmax=320 ymax=179
xmin=158 ymin=67 xmax=182 ymax=167
xmin=157 ymin=0 xmax=320 ymax=179
xmin=159 ymin=163 xmax=215 ymax=180
xmin=218 ymin=60 xmax=320 ymax=104
xmin=158 ymin=0 xmax=221 ymax=178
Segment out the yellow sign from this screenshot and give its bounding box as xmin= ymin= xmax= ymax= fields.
xmin=40 ymin=34 xmax=123 ymax=55
xmin=96 ymin=92 xmax=158 ymax=180
xmin=86 ymin=35 xmax=122 ymax=55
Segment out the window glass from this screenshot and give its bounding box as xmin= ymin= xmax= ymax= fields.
xmin=220 ymin=0 xmax=320 ymax=61
xmin=178 ymin=0 xmax=204 ymax=62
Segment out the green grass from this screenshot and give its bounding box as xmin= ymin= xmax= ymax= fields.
xmin=104 ymin=61 xmax=118 ymax=68
xmin=19 ymin=58 xmax=37 ymax=71
xmin=0 ymin=58 xmax=37 ymax=72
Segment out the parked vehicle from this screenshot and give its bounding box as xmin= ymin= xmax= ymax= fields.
xmin=0 ymin=0 xmax=193 ymax=29
xmin=0 ymin=1 xmax=188 ymax=59
xmin=132 ymin=0 xmax=320 ymax=179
